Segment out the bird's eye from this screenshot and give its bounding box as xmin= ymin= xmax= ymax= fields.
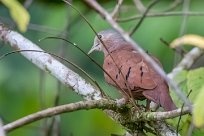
xmin=98 ymin=34 xmax=102 ymax=39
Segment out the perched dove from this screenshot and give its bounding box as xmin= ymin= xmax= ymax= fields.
xmin=88 ymin=29 xmax=176 ymax=111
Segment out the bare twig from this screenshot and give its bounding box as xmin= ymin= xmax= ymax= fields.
xmin=187 ymin=121 xmax=194 ymax=136
xmin=117 ymin=12 xmax=204 ymax=22
xmin=160 ymin=38 xmax=187 ymax=57
xmin=28 ymin=24 xmax=67 ymax=36
xmin=83 ymin=0 xmax=191 ymax=107
xmin=168 ymin=47 xmax=204 ymax=79
xmin=111 ymin=0 xmax=124 ymax=19
xmin=3 ymin=99 xmax=117 ymax=132
xmin=174 ymin=0 xmax=191 ymax=65
xmin=176 ymin=90 xmax=192 ymax=136
xmin=164 ymin=0 xmax=182 ymax=12
xmin=133 ymin=0 xmax=146 ymax=13
xmin=179 ymin=0 xmax=190 ymax=36
xmin=129 ymin=0 xmax=160 ymax=36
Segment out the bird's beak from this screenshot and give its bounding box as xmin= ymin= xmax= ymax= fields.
xmin=88 ymin=43 xmax=99 ymax=55
xmin=88 ymin=46 xmax=95 ymax=55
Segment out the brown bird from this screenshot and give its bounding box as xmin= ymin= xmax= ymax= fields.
xmin=88 ymin=29 xmax=176 ymax=111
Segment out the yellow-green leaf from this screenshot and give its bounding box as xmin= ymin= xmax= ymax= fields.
xmin=1 ymin=0 xmax=30 ymax=32
xmin=193 ymin=85 xmax=204 ymax=128
xmin=187 ymin=68 xmax=204 ymax=100
xmin=170 ymin=34 xmax=204 ymax=49
xmin=173 ymin=70 xmax=188 ymax=85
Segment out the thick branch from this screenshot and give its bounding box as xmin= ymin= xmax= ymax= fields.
xmin=3 ymin=98 xmax=190 ymax=134
xmin=0 ymin=119 xmax=5 ymax=136
xmin=3 ymin=99 xmax=117 ymax=132
xmin=0 ymin=24 xmax=101 ymax=101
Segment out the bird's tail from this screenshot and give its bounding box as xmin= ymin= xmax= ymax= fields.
xmin=159 ymin=85 xmax=177 ymax=111
xmin=143 ymin=83 xmax=177 ymax=111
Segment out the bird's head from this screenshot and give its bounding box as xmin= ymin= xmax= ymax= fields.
xmin=88 ymin=29 xmax=126 ymax=55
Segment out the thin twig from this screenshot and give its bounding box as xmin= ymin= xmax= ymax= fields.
xmin=168 ymin=47 xmax=204 ymax=79
xmin=129 ymin=0 xmax=160 ymax=36
xmin=176 ymin=90 xmax=192 ymax=136
xmin=179 ymin=0 xmax=190 ymax=36
xmin=133 ymin=0 xmax=146 ymax=13
xmin=164 ymin=0 xmax=182 ymax=12
xmin=41 ymin=36 xmax=125 ymax=98
xmin=160 ymin=38 xmax=187 ymax=56
xmin=174 ymin=0 xmax=191 ymax=65
xmin=187 ymin=121 xmax=194 ymax=136
xmin=111 ymin=0 xmax=124 ymax=19
xmin=117 ymin=12 xmax=204 ymax=22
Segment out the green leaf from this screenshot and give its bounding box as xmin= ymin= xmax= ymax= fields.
xmin=1 ymin=0 xmax=30 ymax=32
xmin=187 ymin=68 xmax=204 ymax=100
xmin=193 ymin=85 xmax=204 ymax=127
xmin=170 ymin=68 xmax=204 ymax=130
xmin=173 ymin=70 xmax=188 ymax=84
xmin=186 ymin=68 xmax=204 ymax=127
xmin=171 ymin=70 xmax=188 ymax=106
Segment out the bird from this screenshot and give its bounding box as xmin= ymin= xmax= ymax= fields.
xmin=88 ymin=29 xmax=176 ymax=111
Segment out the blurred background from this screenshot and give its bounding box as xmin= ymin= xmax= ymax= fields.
xmin=0 ymin=0 xmax=204 ymax=136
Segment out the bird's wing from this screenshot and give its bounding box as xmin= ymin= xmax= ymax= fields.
xmin=103 ymin=49 xmax=157 ymax=91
